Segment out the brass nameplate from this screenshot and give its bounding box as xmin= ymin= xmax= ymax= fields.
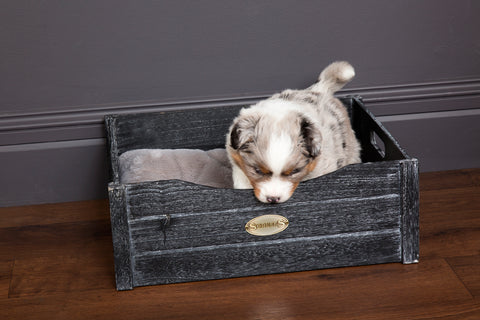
xmin=245 ymin=214 xmax=289 ymax=236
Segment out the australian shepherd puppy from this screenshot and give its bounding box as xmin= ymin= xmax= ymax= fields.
xmin=226 ymin=61 xmax=361 ymax=203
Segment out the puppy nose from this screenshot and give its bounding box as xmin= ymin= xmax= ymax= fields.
xmin=266 ymin=196 xmax=281 ymax=204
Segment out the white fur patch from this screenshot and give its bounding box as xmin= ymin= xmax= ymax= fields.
xmin=340 ymin=65 xmax=355 ymax=82
xmin=231 ymin=165 xmax=253 ymax=189
xmin=256 ymin=178 xmax=293 ymax=203
xmin=265 ymin=132 xmax=293 ymax=174
xmin=258 ymin=99 xmax=305 ymax=115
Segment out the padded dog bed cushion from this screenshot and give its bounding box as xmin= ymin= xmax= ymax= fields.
xmin=119 ymin=148 xmax=233 ymax=188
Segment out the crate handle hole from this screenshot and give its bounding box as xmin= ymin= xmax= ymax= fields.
xmin=370 ymin=131 xmax=386 ymax=159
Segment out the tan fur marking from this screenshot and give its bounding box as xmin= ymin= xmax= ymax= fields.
xmin=252 ymin=181 xmax=262 ymax=200
xmin=289 ymin=182 xmax=300 ymax=197
xmin=230 ymin=152 xmax=246 ymax=169
xmin=282 ymin=167 xmax=294 ymax=176
xmin=306 ymin=158 xmax=318 ymax=174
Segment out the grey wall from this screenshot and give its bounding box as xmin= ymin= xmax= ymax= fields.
xmin=1 ymin=0 xmax=479 ymax=206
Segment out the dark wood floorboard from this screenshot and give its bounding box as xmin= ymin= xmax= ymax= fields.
xmin=447 ymin=255 xmax=480 ymax=301
xmin=1 ymin=169 xmax=479 ymax=319
xmin=0 ymin=259 xmax=13 ymax=299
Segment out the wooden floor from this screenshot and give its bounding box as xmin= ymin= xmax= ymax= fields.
xmin=1 ymin=169 xmax=479 ymax=319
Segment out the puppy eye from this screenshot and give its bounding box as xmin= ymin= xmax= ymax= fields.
xmin=253 ymin=167 xmax=271 ymax=176
xmin=291 ymin=168 xmax=302 ymax=174
xmin=283 ymin=167 xmax=302 ymax=176
xmin=254 ymin=167 xmax=263 ymax=175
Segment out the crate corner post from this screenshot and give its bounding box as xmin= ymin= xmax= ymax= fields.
xmin=400 ymin=158 xmax=420 ymax=264
xmin=108 ymin=183 xmax=134 ymax=290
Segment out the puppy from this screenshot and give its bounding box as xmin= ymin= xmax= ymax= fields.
xmin=226 ymin=61 xmax=361 ymax=203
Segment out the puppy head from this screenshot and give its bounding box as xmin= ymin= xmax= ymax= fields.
xmin=227 ymin=107 xmax=321 ymax=203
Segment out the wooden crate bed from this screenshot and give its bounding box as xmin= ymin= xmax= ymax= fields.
xmin=105 ymin=96 xmax=419 ymax=291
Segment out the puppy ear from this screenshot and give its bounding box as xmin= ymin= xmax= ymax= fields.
xmin=300 ymin=117 xmax=322 ymax=158
xmin=229 ymin=114 xmax=259 ymax=151
xmin=229 ymin=122 xmax=243 ymax=150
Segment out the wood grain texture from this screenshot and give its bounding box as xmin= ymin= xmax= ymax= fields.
xmin=0 ymin=219 xmax=115 ymax=299
xmin=420 ymin=168 xmax=480 ymax=191
xmin=0 ymin=259 xmax=13 ymax=299
xmin=420 ymin=187 xmax=480 ymax=259
xmin=133 ymin=230 xmax=401 ymax=286
xmin=129 ymin=194 xmax=401 ymax=251
xmin=108 ymin=185 xmax=133 ymax=291
xmin=9 ymin=254 xmax=113 ymax=298
xmin=0 ymin=169 xmax=478 ymax=319
xmin=0 ymin=199 xmax=109 ymax=229
xmin=447 ymin=255 xmax=480 ymax=300
xmin=400 ymin=159 xmax=420 ymax=263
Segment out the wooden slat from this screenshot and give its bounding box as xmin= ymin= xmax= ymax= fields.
xmin=133 ymin=229 xmax=401 ymax=286
xmin=124 ymin=161 xmax=400 ymax=220
xmin=129 ymin=194 xmax=400 ymax=252
xmin=107 ymin=106 xmax=243 ymax=157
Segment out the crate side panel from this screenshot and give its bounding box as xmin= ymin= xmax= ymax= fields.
xmin=125 ymin=161 xmax=402 ymax=251
xmin=112 ymin=106 xmax=243 ymax=155
xmin=129 ymin=194 xmax=400 ymax=252
xmin=132 ymin=229 xmax=401 ymax=286
xmin=351 ymin=98 xmax=409 ymax=162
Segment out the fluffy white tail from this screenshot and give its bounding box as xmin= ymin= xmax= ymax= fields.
xmin=311 ymin=61 xmax=355 ymax=94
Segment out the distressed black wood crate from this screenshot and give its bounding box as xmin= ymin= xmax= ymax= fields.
xmin=105 ymin=96 xmax=419 ymax=291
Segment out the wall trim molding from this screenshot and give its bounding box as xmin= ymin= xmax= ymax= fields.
xmin=0 ymin=138 xmax=105 ymax=153
xmin=347 ymin=78 xmax=480 ymax=104
xmin=378 ymin=108 xmax=480 ymax=123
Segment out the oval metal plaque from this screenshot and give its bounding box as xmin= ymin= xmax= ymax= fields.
xmin=245 ymin=214 xmax=289 ymax=236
